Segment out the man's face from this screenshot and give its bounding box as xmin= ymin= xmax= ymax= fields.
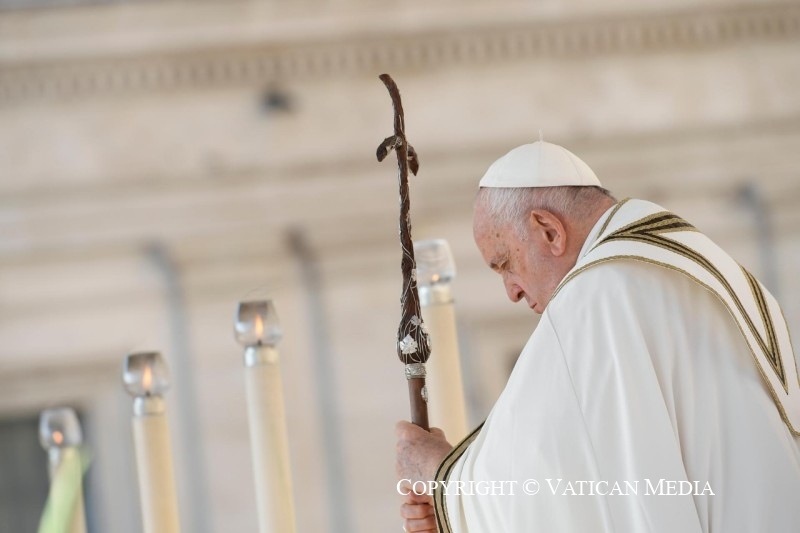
xmin=472 ymin=203 xmax=563 ymax=314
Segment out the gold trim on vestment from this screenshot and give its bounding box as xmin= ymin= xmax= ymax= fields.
xmin=609 ymin=211 xmax=697 ymax=236
xmin=778 ymin=304 xmax=800 ymax=403
xmin=432 ymin=422 xmax=485 ymax=533
xmin=742 ymin=267 xmax=785 ymax=389
xmin=596 ymin=197 xmax=630 ymax=238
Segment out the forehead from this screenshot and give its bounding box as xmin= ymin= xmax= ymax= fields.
xmin=473 ymin=203 xmax=511 ymax=259
xmin=472 ymin=201 xmax=498 ymax=239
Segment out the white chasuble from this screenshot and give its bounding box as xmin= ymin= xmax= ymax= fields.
xmin=433 ymin=199 xmax=800 ymax=533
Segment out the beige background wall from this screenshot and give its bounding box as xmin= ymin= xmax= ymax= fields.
xmin=1 ymin=1 xmax=799 ymax=531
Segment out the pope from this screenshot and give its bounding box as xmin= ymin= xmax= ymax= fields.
xmin=396 ymin=141 xmax=800 ymax=532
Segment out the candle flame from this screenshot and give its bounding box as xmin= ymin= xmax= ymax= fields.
xmin=254 ymin=314 xmax=264 ymax=340
xmin=53 ymin=430 xmax=64 ymax=446
xmin=142 ymin=364 xmax=153 ymax=393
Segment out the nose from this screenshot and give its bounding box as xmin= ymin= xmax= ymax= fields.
xmin=503 ymin=275 xmax=524 ymax=303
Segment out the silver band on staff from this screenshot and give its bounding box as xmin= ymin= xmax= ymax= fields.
xmin=405 ymin=363 xmax=427 ymax=380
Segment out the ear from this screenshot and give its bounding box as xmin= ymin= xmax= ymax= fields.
xmin=528 ymin=209 xmax=567 ymax=256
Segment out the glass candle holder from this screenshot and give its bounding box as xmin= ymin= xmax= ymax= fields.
xmin=39 ymin=407 xmax=82 ymax=449
xmin=123 ymin=352 xmax=170 ymax=398
xmin=414 ymin=239 xmax=456 ymax=287
xmin=234 ymin=300 xmax=283 ymax=347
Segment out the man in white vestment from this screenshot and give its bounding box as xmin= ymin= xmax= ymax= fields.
xmin=395 ymin=141 xmax=800 ymax=532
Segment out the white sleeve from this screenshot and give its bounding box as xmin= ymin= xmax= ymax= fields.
xmin=438 ymin=315 xmax=616 ymax=532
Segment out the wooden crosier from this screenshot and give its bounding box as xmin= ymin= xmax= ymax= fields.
xmin=376 ymin=73 xmax=431 ymax=431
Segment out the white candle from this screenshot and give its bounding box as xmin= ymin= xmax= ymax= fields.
xmin=415 ymin=239 xmax=469 ymax=443
xmin=234 ymin=300 xmax=297 ymax=533
xmin=39 ymin=407 xmax=88 ymax=533
xmin=123 ymin=352 xmax=181 ymax=533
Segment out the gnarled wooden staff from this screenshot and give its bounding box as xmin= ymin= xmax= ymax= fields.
xmin=376 ymin=73 xmax=430 ymax=431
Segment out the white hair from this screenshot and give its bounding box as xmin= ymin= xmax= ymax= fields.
xmin=476 ymin=186 xmax=616 ymax=232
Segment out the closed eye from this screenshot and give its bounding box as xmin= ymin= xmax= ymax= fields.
xmin=489 ymin=259 xmax=508 ymax=273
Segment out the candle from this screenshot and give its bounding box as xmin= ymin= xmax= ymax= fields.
xmin=234 ymin=300 xmax=297 ymax=533
xmin=39 ymin=407 xmax=87 ymax=533
xmin=123 ymin=352 xmax=181 ymax=533
xmin=414 ymin=239 xmax=469 ymax=443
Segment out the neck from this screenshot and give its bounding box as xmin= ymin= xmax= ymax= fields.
xmin=565 ymin=198 xmax=617 ymax=263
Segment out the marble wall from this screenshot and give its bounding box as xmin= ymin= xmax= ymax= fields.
xmin=1 ymin=1 xmax=798 ymax=531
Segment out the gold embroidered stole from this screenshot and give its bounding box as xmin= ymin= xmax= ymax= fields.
xmin=553 ymin=198 xmax=800 ymax=436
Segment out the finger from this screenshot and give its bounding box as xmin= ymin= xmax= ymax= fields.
xmin=400 ymin=502 xmax=434 ymax=520
xmin=405 ymin=489 xmax=433 ymax=503
xmin=397 ymin=419 xmax=433 ymax=440
xmin=404 ymin=515 xmax=437 ymax=532
xmin=396 ymin=420 xmax=414 ymax=438
xmin=398 ymin=480 xmax=433 ymax=503
xmin=429 ymin=427 xmax=446 ymax=439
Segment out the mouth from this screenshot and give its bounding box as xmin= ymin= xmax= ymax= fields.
xmin=528 ymin=300 xmax=544 ymax=314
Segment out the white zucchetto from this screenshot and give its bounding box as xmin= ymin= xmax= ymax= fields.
xmin=479 ymin=141 xmax=602 ymax=188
